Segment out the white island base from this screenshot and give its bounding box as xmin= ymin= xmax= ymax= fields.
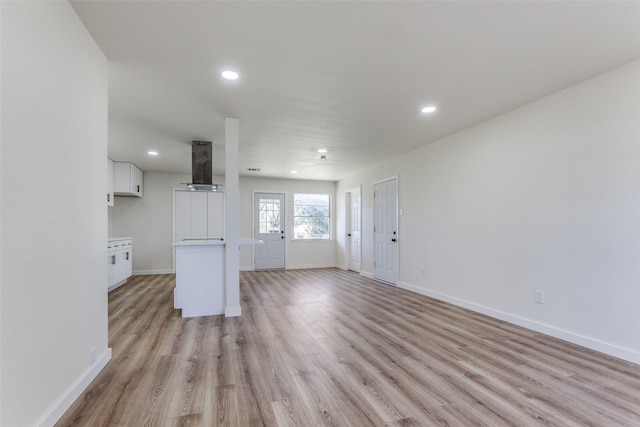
xmin=173 ymin=239 xmax=225 ymax=318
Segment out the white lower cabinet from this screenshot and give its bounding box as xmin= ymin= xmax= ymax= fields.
xmin=107 ymin=158 xmax=114 ymax=207
xmin=108 ymin=238 xmax=133 ymax=291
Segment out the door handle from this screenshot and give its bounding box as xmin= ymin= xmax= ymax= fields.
xmin=391 ymin=238 xmax=397 ymax=242
xmin=281 ymin=235 xmax=284 ymax=239
xmin=348 ymin=233 xmax=352 ymax=237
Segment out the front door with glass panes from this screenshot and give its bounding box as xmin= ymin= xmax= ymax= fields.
xmin=254 ymin=192 xmax=285 ymax=269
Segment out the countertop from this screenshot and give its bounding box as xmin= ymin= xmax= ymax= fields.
xmin=240 ymin=237 xmax=263 ymax=245
xmin=172 ymin=237 xmax=263 ymax=247
xmin=173 ymin=238 xmax=225 ymax=247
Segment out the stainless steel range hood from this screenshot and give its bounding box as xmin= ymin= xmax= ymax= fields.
xmin=185 ymin=141 xmax=223 ymax=191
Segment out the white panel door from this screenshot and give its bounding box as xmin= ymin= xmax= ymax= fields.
xmin=348 ymin=190 xmax=362 ymax=272
xmin=254 ymin=192 xmax=285 ymax=270
xmin=374 ymin=179 xmax=397 ymax=285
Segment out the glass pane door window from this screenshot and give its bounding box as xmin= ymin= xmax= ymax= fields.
xmin=254 ymin=192 xmax=286 ymax=270
xmin=259 ymin=198 xmax=281 ymax=234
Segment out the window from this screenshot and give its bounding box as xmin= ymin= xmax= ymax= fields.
xmin=294 ymin=193 xmax=330 ymax=240
xmin=258 ymin=197 xmax=282 ymax=234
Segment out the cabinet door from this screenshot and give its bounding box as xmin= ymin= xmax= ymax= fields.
xmin=130 ymin=164 xmax=143 ymax=197
xmin=122 ymin=242 xmax=133 ymax=278
xmin=113 ymin=162 xmax=131 ymax=194
xmin=174 ymin=191 xmax=208 ymax=240
xmin=114 ymin=162 xmax=143 ymax=197
xmin=207 ymin=192 xmax=225 ymax=238
xmin=107 ymin=159 xmax=114 ymax=207
xmin=108 ymin=246 xmax=117 ymax=288
xmin=191 ymin=192 xmax=208 ymax=238
xmin=174 ymin=190 xmax=225 ymax=241
xmin=112 ymin=242 xmax=124 ymax=284
xmin=174 ymin=191 xmax=192 ymax=242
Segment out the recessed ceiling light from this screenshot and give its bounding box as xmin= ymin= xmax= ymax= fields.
xmin=317 ymin=148 xmax=328 ymax=153
xmin=221 ymin=70 xmax=239 ymax=80
xmin=148 ymin=151 xmax=159 ymax=156
xmin=421 ymin=106 xmax=437 ymax=113
xmin=291 ymin=170 xmax=298 ymax=174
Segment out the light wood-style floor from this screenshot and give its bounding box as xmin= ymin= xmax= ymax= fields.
xmin=57 ymin=269 xmax=640 ymax=426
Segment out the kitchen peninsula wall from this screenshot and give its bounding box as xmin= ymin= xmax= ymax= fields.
xmin=110 ymin=172 xmax=337 ymax=274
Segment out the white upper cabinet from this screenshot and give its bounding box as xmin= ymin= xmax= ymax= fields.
xmin=114 ymin=162 xmax=143 ymax=197
xmin=107 ymin=158 xmax=114 ymax=207
xmin=174 ymin=190 xmax=225 ymax=242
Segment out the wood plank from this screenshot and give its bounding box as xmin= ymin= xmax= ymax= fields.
xmin=57 ymin=269 xmax=640 ymax=426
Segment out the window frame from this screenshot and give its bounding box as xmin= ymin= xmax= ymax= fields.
xmin=292 ymin=193 xmax=332 ymax=241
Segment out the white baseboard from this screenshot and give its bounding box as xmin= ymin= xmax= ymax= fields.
xmin=107 ymin=278 xmax=127 ymax=292
xmin=360 ymin=271 xmax=374 ymax=279
xmin=242 ymin=265 xmax=339 ymax=271
xmin=398 ymin=281 xmax=640 ymax=365
xmin=133 ymin=269 xmax=174 ymax=275
xmin=38 ymin=348 xmax=112 ymax=427
xmin=287 ymin=263 xmax=336 ymax=270
xmin=336 ymin=264 xmax=347 ymax=270
xmin=225 ymin=305 xmax=242 ymax=317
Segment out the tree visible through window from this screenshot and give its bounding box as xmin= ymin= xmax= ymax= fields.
xmin=258 ymin=198 xmax=281 ymax=233
xmin=294 ymin=193 xmax=330 ymax=240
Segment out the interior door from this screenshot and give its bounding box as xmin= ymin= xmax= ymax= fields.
xmin=374 ymin=178 xmax=397 ymax=285
xmin=348 ymin=190 xmax=362 ymax=272
xmin=254 ymin=192 xmax=285 ymax=269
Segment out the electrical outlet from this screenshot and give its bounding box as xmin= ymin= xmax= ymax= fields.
xmin=535 ymin=290 xmax=545 ymax=304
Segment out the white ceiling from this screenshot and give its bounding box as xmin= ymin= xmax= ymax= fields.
xmin=71 ymin=1 xmax=640 ymax=181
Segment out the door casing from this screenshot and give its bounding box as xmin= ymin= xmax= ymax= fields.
xmin=346 ymin=187 xmax=362 ymax=273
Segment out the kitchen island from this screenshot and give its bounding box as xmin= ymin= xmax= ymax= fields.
xmin=173 ymin=238 xmax=225 ymax=317
xmin=173 ymin=237 xmax=262 ymax=318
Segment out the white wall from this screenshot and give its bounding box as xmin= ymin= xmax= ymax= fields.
xmin=337 ymin=59 xmax=640 ymax=364
xmin=110 ymin=173 xmax=336 ymax=273
xmin=1 ymin=2 xmax=110 ymax=425
xmin=110 ymin=172 xmax=191 ymax=274
xmin=239 ymin=176 xmax=336 ymax=270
